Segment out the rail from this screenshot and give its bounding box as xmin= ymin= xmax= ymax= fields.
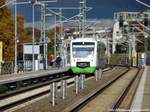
xmin=64 ymin=67 xmax=130 ymax=112
xmin=0 ymin=67 xmax=113 ymax=111
xmin=110 ymin=67 xmax=142 ymax=111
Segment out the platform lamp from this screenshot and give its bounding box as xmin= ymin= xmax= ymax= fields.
xmin=0 ymin=0 xmax=31 ymax=73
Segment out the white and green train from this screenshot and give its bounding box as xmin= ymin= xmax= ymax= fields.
xmin=70 ymin=38 xmax=106 ymax=74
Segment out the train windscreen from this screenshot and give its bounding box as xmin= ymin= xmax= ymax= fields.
xmin=72 ymin=42 xmax=95 ymax=58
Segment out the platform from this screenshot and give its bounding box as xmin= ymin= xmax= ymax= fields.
xmin=0 ymin=67 xmax=70 ymax=85
xmin=131 ymin=66 xmax=150 ymax=111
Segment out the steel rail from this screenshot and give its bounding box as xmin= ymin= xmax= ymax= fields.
xmin=110 ymin=67 xmax=142 ymax=111
xmin=66 ymin=67 xmax=130 ymax=112
xmin=0 ymin=66 xmax=113 ymax=98
xmin=0 ymin=67 xmax=113 ymax=111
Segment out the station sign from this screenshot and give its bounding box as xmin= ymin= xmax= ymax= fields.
xmin=23 ymin=44 xmax=39 ymax=54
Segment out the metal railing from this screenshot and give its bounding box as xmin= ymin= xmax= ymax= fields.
xmin=0 ymin=60 xmax=33 ymax=75
xmin=17 ymin=60 xmax=33 ymax=72
xmin=0 ymin=60 xmax=64 ymax=75
xmin=0 ymin=62 xmax=14 ymax=75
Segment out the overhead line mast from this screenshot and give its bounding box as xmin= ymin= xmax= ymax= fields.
xmin=79 ymin=0 xmax=86 ymax=38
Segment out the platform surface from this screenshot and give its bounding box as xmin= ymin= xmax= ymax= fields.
xmin=131 ymin=66 xmax=150 ymax=111
xmin=0 ymin=67 xmax=70 ymax=85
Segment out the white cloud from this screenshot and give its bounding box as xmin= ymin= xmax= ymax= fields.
xmin=25 ymin=21 xmax=57 ymax=30
xmin=24 ymin=19 xmax=114 ymax=31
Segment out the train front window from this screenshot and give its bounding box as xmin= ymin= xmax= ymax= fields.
xmin=72 ymin=47 xmax=94 ymax=58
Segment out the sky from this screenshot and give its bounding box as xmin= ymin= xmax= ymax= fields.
xmin=8 ymin=0 xmax=149 ymax=28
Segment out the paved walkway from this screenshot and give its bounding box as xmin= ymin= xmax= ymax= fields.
xmin=131 ymin=66 xmax=150 ymax=111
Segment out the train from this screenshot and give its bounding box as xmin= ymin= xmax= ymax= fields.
xmin=70 ymin=38 xmax=107 ymax=75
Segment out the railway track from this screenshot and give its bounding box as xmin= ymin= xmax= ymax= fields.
xmin=0 ymin=66 xmax=128 ymax=112
xmin=0 ymin=75 xmax=73 ymax=111
xmin=66 ymin=67 xmax=142 ymax=112
xmin=0 ymin=66 xmax=113 ymax=98
xmin=111 ymin=68 xmax=144 ymax=111
xmin=0 ymin=67 xmax=113 ymax=111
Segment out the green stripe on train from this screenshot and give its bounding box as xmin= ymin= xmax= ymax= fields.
xmin=71 ymin=66 xmax=96 ymax=74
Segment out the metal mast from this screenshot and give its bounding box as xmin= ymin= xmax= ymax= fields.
xmin=79 ymin=0 xmax=86 ymax=38
xmin=59 ymin=8 xmax=65 ymax=67
xmin=32 ymin=2 xmax=35 ymax=71
xmin=40 ymin=3 xmax=47 ymax=70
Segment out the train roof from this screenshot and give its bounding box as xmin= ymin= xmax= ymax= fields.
xmin=71 ymin=38 xmax=97 ymax=43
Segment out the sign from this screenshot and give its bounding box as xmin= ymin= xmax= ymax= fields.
xmin=0 ymin=41 xmax=2 ymax=62
xmin=23 ymin=44 xmax=39 ymax=54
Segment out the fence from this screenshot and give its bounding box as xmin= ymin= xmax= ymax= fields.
xmin=109 ymin=53 xmax=144 ymax=66
xmin=17 ymin=60 xmax=33 ymax=72
xmin=0 ymin=60 xmax=33 ymax=75
xmin=0 ymin=61 xmax=14 ymax=75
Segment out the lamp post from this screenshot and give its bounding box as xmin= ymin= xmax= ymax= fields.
xmin=32 ymin=1 xmax=44 ymax=71
xmin=0 ymin=0 xmax=18 ymax=74
xmin=0 ymin=0 xmax=31 ymax=73
xmin=14 ymin=0 xmax=18 ymax=74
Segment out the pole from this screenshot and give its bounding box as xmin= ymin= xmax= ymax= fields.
xmin=14 ymin=0 xmax=17 ymax=74
xmin=59 ymin=8 xmax=64 ymax=67
xmin=128 ymin=41 xmax=132 ymax=66
xmin=106 ymin=31 xmax=110 ymax=64
xmin=132 ymin=35 xmax=137 ymax=66
xmin=41 ymin=3 xmax=47 ymax=70
xmin=54 ymin=15 xmax=57 ymax=58
xmin=83 ymin=0 xmax=86 ymax=38
xmin=144 ymin=35 xmax=148 ymax=66
xmin=43 ymin=4 xmax=48 ymax=70
xmin=80 ymin=0 xmax=86 ymax=38
xmin=61 ymin=80 xmax=67 ymax=99
xmin=32 ymin=3 xmax=35 ymax=71
xmin=52 ymin=82 xmax=56 ymax=106
xmin=81 ymin=74 xmax=85 ymax=89
xmin=75 ymin=75 xmax=79 ymax=94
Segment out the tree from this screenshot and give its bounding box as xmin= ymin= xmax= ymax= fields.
xmin=0 ymin=0 xmax=14 ymax=61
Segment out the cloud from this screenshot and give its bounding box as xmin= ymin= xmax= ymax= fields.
xmin=63 ymin=18 xmax=114 ymax=30
xmin=24 ymin=18 xmax=114 ymax=31
xmin=25 ymin=20 xmax=57 ymax=30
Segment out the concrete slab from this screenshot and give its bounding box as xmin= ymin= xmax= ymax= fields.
xmin=130 ymin=66 xmax=148 ymax=111
xmin=142 ymin=95 xmax=150 ymax=109
xmin=143 ymin=85 xmax=150 ymax=94
xmin=145 ymin=78 xmax=150 ymax=85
